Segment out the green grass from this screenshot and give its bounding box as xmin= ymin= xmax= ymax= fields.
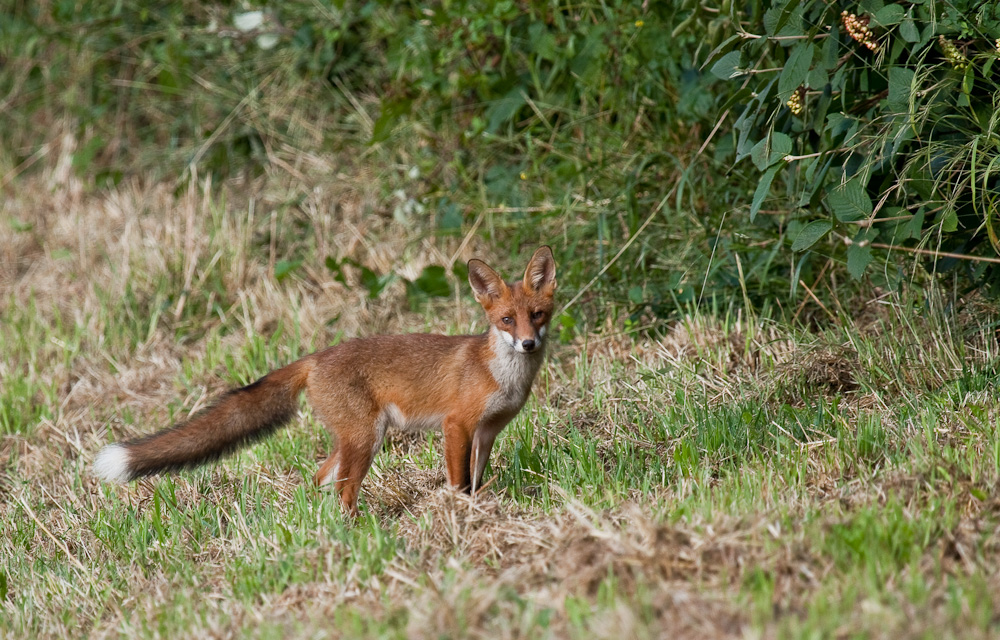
xmin=4 ymin=179 xmax=1000 ymax=637
xmin=2 ymin=4 xmax=1000 ymax=631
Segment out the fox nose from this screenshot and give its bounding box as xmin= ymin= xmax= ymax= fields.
xmin=521 ymin=339 xmax=536 ymax=352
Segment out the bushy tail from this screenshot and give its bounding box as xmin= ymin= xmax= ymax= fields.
xmin=93 ymin=357 xmax=314 ymax=483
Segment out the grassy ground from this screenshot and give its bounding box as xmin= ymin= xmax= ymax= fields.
xmin=3 ymin=149 xmax=1000 ymax=638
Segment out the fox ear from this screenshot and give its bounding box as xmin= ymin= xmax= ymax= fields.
xmin=523 ymin=246 xmax=557 ymax=294
xmin=468 ymin=259 xmax=506 ymax=303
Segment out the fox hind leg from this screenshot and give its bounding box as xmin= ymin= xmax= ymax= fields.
xmin=315 ymin=447 xmax=341 ymax=487
xmin=315 ymin=434 xmax=379 ymax=517
xmin=313 ymin=404 xmax=392 ymax=517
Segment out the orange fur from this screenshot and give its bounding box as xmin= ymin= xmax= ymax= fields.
xmin=93 ymin=247 xmax=557 ymax=517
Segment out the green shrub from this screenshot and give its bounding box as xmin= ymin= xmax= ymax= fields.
xmin=21 ymin=2 xmax=995 ymax=317
xmin=4 ymin=2 xmax=751 ymax=316
xmin=705 ymin=0 xmax=1000 ymax=291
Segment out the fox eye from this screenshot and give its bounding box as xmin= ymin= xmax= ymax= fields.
xmin=531 ymin=311 xmax=544 ymax=321
xmin=502 ymin=316 xmax=513 ymax=325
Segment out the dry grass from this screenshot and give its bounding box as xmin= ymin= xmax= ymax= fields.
xmin=4 ymin=148 xmax=1000 ymax=638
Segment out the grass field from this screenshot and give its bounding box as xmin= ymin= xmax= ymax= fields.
xmin=4 ymin=147 xmax=1000 ymax=638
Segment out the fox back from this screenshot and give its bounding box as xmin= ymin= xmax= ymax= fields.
xmin=94 ymin=246 xmax=557 ymax=516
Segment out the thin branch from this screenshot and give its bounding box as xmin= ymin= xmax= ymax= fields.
xmin=559 ymin=180 xmax=678 ymax=314
xmin=798 ymin=279 xmax=838 ymax=322
xmin=783 ymin=150 xmax=847 ymax=162
xmin=870 ymin=242 xmax=1000 ymax=265
xmin=841 ymin=214 xmax=915 ymax=225
xmin=740 ymin=32 xmax=830 ymax=41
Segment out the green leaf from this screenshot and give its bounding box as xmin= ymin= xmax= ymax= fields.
xmin=274 ymin=260 xmax=302 ymax=282
xmin=751 ymin=132 xmax=792 ymax=171
xmin=10 ymin=219 xmax=32 ymax=232
xmin=962 ymin=65 xmax=975 ymax=96
xmin=859 ymin=0 xmax=885 ymax=14
xmin=711 ymin=51 xmax=744 ymax=80
xmin=628 ymin=285 xmax=644 ymax=305
xmin=370 ymin=98 xmax=413 ymax=144
xmin=899 ymin=12 xmax=919 ymax=42
xmin=770 ymin=0 xmax=804 ymax=37
xmin=325 ymin=255 xmax=350 ymax=285
xmin=822 ymin=30 xmax=840 ymax=69
xmin=528 ymin=22 xmax=558 ymax=61
xmin=438 ymin=199 xmax=463 ymax=233
xmin=903 ymin=207 xmax=925 ymax=239
xmin=984 ymin=58 xmax=996 ymax=79
xmin=764 ymin=3 xmax=804 ymax=37
xmin=736 ymin=131 xmax=757 ymax=162
xmin=558 ymin=312 xmax=577 ymax=343
xmin=719 ymin=86 xmax=754 ymax=113
xmin=777 ymin=132 xmax=795 ymax=157
xmin=872 ymin=4 xmax=904 ymax=27
xmin=702 ymin=34 xmax=742 ymax=71
xmin=571 ymin=25 xmax=608 ymax=79
xmin=846 ymin=243 xmax=873 ymax=279
xmin=807 ymin=67 xmax=828 ymax=90
xmin=942 ymin=208 xmax=958 ymax=233
xmin=779 ymin=43 xmax=814 ymax=99
xmin=410 ymin=265 xmax=450 ymax=297
xmin=812 ymin=85 xmax=833 ymax=134
xmin=887 ymin=67 xmax=914 ymax=110
xmin=750 ymin=164 xmax=782 ymax=222
xmin=485 ymin=88 xmax=526 ymax=133
xmin=72 ymin=136 xmax=104 ymax=173
xmin=827 ymin=180 xmax=872 ymax=222
xmin=792 ymin=220 xmax=832 ymax=251
xmin=359 ymin=265 xmax=393 ymax=299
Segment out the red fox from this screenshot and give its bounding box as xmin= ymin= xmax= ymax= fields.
xmin=93 ymin=246 xmax=556 ymax=516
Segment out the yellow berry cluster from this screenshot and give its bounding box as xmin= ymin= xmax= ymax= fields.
xmin=841 ymin=11 xmax=878 ymax=51
xmin=938 ymin=36 xmax=968 ymax=69
xmin=786 ymin=86 xmax=805 ymax=115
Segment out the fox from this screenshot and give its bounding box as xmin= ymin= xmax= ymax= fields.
xmin=93 ymin=246 xmax=557 ymax=516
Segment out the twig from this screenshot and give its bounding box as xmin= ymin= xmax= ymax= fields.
xmin=798 ymin=279 xmax=837 ymax=322
xmin=473 ymin=474 xmax=498 ymax=497
xmin=559 ymin=179 xmax=677 ymax=314
xmin=783 ymin=150 xmax=847 ymax=162
xmin=187 ymin=69 xmax=280 ymax=174
xmin=740 ymin=32 xmax=830 ymax=41
xmin=482 ymin=204 xmax=563 ymax=213
xmin=870 ymin=242 xmax=1000 ymax=265
xmin=17 ymin=494 xmax=89 ymax=575
xmin=792 ymin=258 xmax=832 ymax=323
xmin=699 ymin=209 xmax=727 ymax=306
xmin=0 ymin=142 xmax=51 ymax=191
xmin=587 ymin=49 xmax=771 ymax=308
xmin=696 ymin=49 xmax=768 ymax=157
xmin=448 ymin=209 xmax=487 ymax=267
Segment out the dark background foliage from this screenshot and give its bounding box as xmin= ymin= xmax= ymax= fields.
xmin=3 ymin=0 xmax=998 ymax=323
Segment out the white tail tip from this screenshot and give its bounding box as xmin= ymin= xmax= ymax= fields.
xmin=93 ymin=444 xmax=132 ymax=483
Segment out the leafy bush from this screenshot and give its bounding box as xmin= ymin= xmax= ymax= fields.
xmin=15 ymin=1 xmax=998 ymax=320
xmin=704 ymin=0 xmax=1000 ymax=290
xmin=0 ymin=2 xmax=393 ymax=179
xmin=4 ymin=2 xmax=750 ymax=316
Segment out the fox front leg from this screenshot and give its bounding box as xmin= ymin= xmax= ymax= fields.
xmin=470 ymin=425 xmax=503 ymax=495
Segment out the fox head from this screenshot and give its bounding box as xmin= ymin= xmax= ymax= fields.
xmin=468 ymin=246 xmax=557 ymax=354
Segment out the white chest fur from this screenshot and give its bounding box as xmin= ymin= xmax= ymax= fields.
xmin=482 ymin=327 xmax=544 ymax=423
